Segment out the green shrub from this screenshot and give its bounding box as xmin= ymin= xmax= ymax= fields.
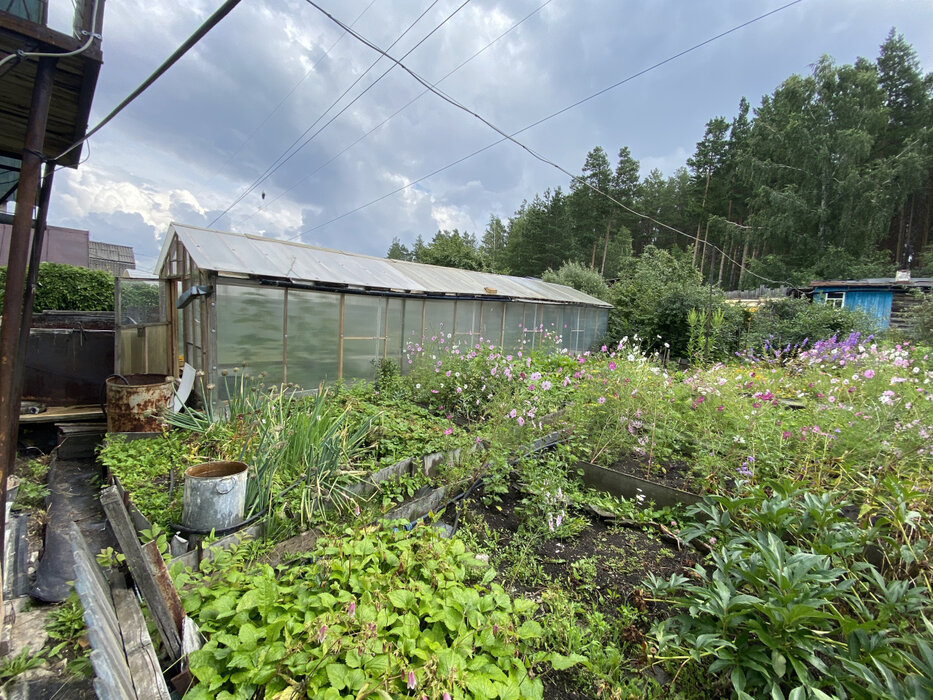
xmin=905 ymin=291 xmax=933 ymax=345
xmin=0 ymin=262 xmax=114 ymax=312
xmin=542 ymin=261 xmax=611 ymax=301
xmin=746 ymin=297 xmax=876 ymax=353
xmin=608 ymin=247 xmax=744 ymax=358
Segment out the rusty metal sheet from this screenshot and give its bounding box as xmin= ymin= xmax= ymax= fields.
xmin=141 ymin=540 xmax=186 ymax=633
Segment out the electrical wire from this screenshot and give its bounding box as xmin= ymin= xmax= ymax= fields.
xmin=0 ymin=0 xmax=102 ymax=71
xmin=209 ymin=0 xmax=470 ymax=228
xmin=295 ymin=0 xmax=805 ymax=289
xmin=209 ymin=0 xmax=380 ymax=182
xmin=52 ymin=0 xmax=244 ymax=164
xmin=241 ymin=0 xmax=556 ymax=226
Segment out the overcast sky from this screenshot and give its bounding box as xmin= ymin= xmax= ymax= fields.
xmin=43 ymin=0 xmax=933 ymax=273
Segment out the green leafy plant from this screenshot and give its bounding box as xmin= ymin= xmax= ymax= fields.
xmin=12 ymin=458 xmax=50 ymax=511
xmin=646 ymin=481 xmax=933 ymax=699
xmin=177 ymin=522 xmax=580 ymax=699
xmin=46 ymin=592 xmax=91 ymax=678
xmin=0 ymin=647 xmax=46 ymax=685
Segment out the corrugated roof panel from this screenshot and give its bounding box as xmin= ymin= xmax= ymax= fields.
xmin=157 ymin=223 xmax=611 ymax=307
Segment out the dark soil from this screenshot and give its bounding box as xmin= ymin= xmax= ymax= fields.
xmin=605 ymin=450 xmax=703 ymax=494
xmin=452 ymin=482 xmax=696 ymax=699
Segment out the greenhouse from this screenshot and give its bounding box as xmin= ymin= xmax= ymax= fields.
xmin=135 ymin=223 xmax=610 ymax=392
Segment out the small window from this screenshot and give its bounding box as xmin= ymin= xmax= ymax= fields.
xmin=825 ymin=291 xmax=845 ymax=308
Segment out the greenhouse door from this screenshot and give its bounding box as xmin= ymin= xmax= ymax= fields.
xmin=114 ymin=276 xmax=174 ymax=376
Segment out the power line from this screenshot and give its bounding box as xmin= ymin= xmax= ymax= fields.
xmin=53 ymin=0 xmax=244 ymax=164
xmin=209 ymin=0 xmax=472 ymax=228
xmin=297 ymin=0 xmax=805 ymax=289
xmin=209 ymin=0 xmax=380 ymax=181
xmin=241 ymin=0 xmax=556 ymax=226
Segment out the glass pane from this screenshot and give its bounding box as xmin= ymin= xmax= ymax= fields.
xmin=424 ymin=300 xmax=454 ymax=341
xmin=216 ymin=285 xmax=284 ymax=384
xmin=455 ymin=301 xmax=480 ymax=339
xmin=541 ymin=304 xmax=564 ymax=348
xmin=119 ymin=279 xmax=162 ymax=325
xmin=385 ymin=298 xmax=403 ymax=363
xmin=402 ymin=298 xmax=424 ymax=350
xmin=343 ymin=338 xmax=381 ymax=382
xmin=286 ymin=290 xmax=339 ymax=390
xmin=344 ymin=295 xmax=386 ymax=339
xmin=503 ymin=303 xmax=524 ymax=350
xmin=523 ymin=304 xmax=540 ymax=349
xmin=480 ymin=301 xmax=504 ymax=347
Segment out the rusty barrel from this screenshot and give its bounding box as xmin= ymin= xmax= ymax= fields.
xmin=182 ymin=461 xmax=248 ymax=531
xmin=105 ymin=374 xmax=173 ymax=433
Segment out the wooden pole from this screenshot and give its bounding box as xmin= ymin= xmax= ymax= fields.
xmin=0 ymin=56 xmax=57 ymax=575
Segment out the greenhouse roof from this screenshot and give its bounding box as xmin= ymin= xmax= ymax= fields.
xmin=157 ymin=223 xmax=612 ymax=308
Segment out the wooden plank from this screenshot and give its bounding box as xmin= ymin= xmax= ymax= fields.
xmin=111 ymin=572 xmax=171 ymax=700
xmin=18 ymin=404 xmax=104 ymax=423
xmin=100 ymin=486 xmax=183 ymax=660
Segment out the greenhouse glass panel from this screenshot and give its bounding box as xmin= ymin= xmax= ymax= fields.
xmin=402 ymin=298 xmax=424 ymax=351
xmin=344 ymin=295 xmax=386 ymax=340
xmin=286 ymin=290 xmax=339 ymax=390
xmin=217 ymin=284 xmax=284 ymax=384
xmin=386 ymin=298 xmax=404 ymax=363
xmin=480 ymin=302 xmax=504 ymax=346
xmin=583 ymin=307 xmax=599 ymax=350
xmin=119 ymin=280 xmax=162 ymax=325
xmin=424 ymin=300 xmax=454 ymax=341
xmin=566 ymin=307 xmax=583 ymax=353
xmin=541 ymin=305 xmax=561 ymax=346
xmin=342 ymin=338 xmax=381 ymax=382
xmin=503 ymin=303 xmax=525 ymax=349
xmin=455 ymin=301 xmax=480 ymax=341
xmin=522 ymin=304 xmax=540 ymax=349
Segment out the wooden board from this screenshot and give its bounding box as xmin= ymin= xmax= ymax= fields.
xmin=19 ymin=404 xmax=104 ymax=423
xmin=100 ymin=486 xmax=183 ymax=660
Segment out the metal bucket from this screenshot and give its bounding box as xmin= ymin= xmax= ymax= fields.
xmin=182 ymin=461 xmax=248 ymax=532
xmin=105 ymin=374 xmax=173 ymax=433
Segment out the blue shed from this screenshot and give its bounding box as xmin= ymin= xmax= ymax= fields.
xmin=811 ymin=276 xmax=933 ymax=330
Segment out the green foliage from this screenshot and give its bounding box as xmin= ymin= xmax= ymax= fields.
xmin=179 ymin=522 xmax=577 ymax=698
xmin=608 ymin=246 xmax=744 ymax=357
xmin=541 ymin=261 xmax=610 ymax=301
xmin=0 ymin=262 xmax=114 ymax=312
xmin=12 ymin=458 xmax=49 ymax=511
xmin=905 ymin=291 xmax=933 ymax=345
xmin=0 ymin=647 xmax=46 ymax=685
xmin=413 ymin=229 xmax=487 ymax=271
xmin=97 ymin=432 xmax=188 ymax=529
xmin=647 ymin=480 xmax=933 ymax=700
xmin=46 ymin=592 xmax=92 ymax=678
xmin=746 ymin=297 xmax=876 ymax=352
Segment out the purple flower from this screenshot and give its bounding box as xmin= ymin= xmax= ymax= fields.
xmin=348 ymin=601 xmax=356 ymax=617
xmin=407 ymin=670 xmax=417 ymax=690
xmin=444 ymin=427 xmax=453 ymax=435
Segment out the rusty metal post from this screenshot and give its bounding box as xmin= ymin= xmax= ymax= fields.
xmin=0 ymin=57 xmax=57 ymax=566
xmin=15 ymin=161 xmax=56 ymax=397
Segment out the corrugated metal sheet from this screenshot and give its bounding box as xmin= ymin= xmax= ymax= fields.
xmin=811 ymin=278 xmax=933 ymax=289
xmin=156 ymin=223 xmax=612 ymax=308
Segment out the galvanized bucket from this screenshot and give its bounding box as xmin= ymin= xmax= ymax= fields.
xmin=105 ymin=374 xmax=174 ymax=433
xmin=182 ymin=461 xmax=248 ymax=532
